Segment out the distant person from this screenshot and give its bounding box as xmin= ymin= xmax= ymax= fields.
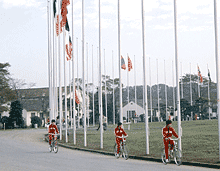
xmin=114 ymin=122 xmax=128 ymax=158
xmin=162 ymin=120 xmax=179 ymax=163
xmin=48 ymin=119 xmax=59 ymax=147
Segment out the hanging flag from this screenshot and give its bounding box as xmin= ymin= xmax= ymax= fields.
xmin=56 ymin=14 xmax=62 ymax=36
xmin=208 ymin=69 xmax=211 ymax=82
xmin=65 ymin=35 xmax=72 ymax=61
xmin=121 ymin=56 xmax=126 ymax=70
xmin=60 ymin=0 xmax=70 ymax=28
xmin=75 ymin=89 xmax=80 ymax=104
xmin=53 ymin=0 xmax=57 ymax=18
xmin=197 ymin=66 xmax=203 ymax=83
xmin=128 ymin=56 xmax=133 ymax=72
xmin=65 ymin=19 xmax=70 ymax=32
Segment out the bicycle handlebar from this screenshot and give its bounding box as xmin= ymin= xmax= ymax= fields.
xmin=48 ymin=133 xmax=60 ymax=135
xmin=164 ymin=137 xmax=179 ymax=140
xmin=116 ymin=135 xmax=128 ymax=139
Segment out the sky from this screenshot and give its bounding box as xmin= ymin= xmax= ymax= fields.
xmin=0 ymin=0 xmax=220 ymax=89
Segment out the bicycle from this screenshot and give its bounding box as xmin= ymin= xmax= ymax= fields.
xmin=114 ymin=135 xmax=129 ymax=160
xmin=48 ymin=133 xmax=59 ymax=153
xmin=161 ymin=138 xmax=182 ymax=166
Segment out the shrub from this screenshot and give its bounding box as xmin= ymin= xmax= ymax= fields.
xmin=31 ymin=116 xmax=42 ymax=128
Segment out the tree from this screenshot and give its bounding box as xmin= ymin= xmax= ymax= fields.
xmin=9 ymin=100 xmax=24 ymax=127
xmin=31 ymin=116 xmax=42 ymax=128
xmin=0 ymin=63 xmax=16 ymax=113
xmin=1 ymin=116 xmax=13 ymax=129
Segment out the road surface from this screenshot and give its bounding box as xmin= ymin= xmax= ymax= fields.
xmin=0 ymin=129 xmax=217 ymax=171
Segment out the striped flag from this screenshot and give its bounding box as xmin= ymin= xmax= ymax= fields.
xmin=75 ymin=89 xmax=80 ymax=104
xmin=128 ymin=56 xmax=133 ymax=72
xmin=121 ymin=56 xmax=126 ymax=70
xmin=60 ymin=0 xmax=70 ymax=28
xmin=198 ymin=66 xmax=203 ymax=83
xmin=65 ymin=35 xmax=72 ymax=61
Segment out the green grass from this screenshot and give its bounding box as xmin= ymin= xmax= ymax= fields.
xmin=58 ymin=120 xmax=220 ymax=164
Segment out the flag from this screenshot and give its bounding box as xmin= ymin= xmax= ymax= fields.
xmin=197 ymin=66 xmax=203 ymax=83
xmin=65 ymin=19 xmax=70 ymax=32
xmin=60 ymin=0 xmax=70 ymax=28
xmin=128 ymin=56 xmax=133 ymax=72
xmin=56 ymin=14 xmax=62 ymax=36
xmin=121 ymin=56 xmax=126 ymax=70
xmin=53 ymin=0 xmax=57 ymax=18
xmin=208 ymin=69 xmax=211 ymax=82
xmin=65 ymin=35 xmax=72 ymax=61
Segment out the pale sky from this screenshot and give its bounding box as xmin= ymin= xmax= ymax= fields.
xmin=0 ymin=0 xmax=219 ymax=89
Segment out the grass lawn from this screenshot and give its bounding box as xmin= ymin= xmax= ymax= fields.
xmin=58 ymin=119 xmax=219 ymax=164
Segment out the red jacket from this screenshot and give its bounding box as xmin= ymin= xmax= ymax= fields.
xmin=48 ymin=124 xmax=59 ymax=134
xmin=115 ymin=126 xmax=127 ymax=138
xmin=162 ymin=126 xmax=178 ymax=139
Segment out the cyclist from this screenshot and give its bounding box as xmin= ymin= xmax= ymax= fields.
xmin=114 ymin=122 xmax=128 ymax=158
xmin=162 ymin=120 xmax=179 ymax=163
xmin=48 ymin=119 xmax=59 ymax=147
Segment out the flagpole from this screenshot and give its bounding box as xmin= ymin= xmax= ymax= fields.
xmin=127 ymin=54 xmax=129 ymax=106
xmin=99 ymin=0 xmax=103 ymax=149
xmin=47 ymin=0 xmax=52 ymax=123
xmin=77 ymin=37 xmax=80 ymax=129
xmin=104 ymin=49 xmax=107 ymax=125
xmin=69 ymin=60 xmax=72 ymax=128
xmin=207 ymin=64 xmax=211 ymax=120
xmin=197 ymin=64 xmax=200 ymax=98
xmin=172 ymin=60 xmax=175 ymax=121
xmin=72 ymin=0 xmax=76 ymax=144
xmin=174 ymin=0 xmax=182 ymax=151
xmin=92 ymin=45 xmax=95 ymax=126
xmin=190 ymin=62 xmax=193 ymax=121
xmin=134 ymin=55 xmax=137 ymax=120
xmin=214 ymin=0 xmax=220 ymax=160
xmin=118 ymin=0 xmax=123 ymax=123
xmin=181 ymin=62 xmax=183 ymax=99
xmin=157 ymin=59 xmax=160 ymax=122
xmin=57 ymin=0 xmax=62 ymax=141
xmin=141 ymin=0 xmax=149 ymax=155
xmin=87 ymin=42 xmax=89 ymax=127
xmin=112 ymin=50 xmax=115 ymax=125
xmin=149 ymin=57 xmax=152 ymax=123
xmin=164 ymin=60 xmax=168 ymax=120
xmin=63 ymin=31 xmax=68 ymax=143
xmin=82 ymin=0 xmax=86 ymax=147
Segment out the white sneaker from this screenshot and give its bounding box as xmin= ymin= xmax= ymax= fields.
xmin=116 ymin=153 xmax=119 ymax=158
xmin=165 ymin=159 xmax=169 ymax=162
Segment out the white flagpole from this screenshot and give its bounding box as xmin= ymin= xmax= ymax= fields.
xmin=181 ymin=62 xmax=183 ymax=99
xmin=164 ymin=60 xmax=168 ymax=120
xmin=172 ymin=60 xmax=175 ymax=121
xmin=112 ymin=50 xmax=115 ymax=125
xmin=87 ymin=42 xmax=89 ymax=127
xmin=134 ymin=55 xmax=137 ymax=119
xmin=207 ymin=64 xmax=211 ymax=120
xmin=190 ymin=62 xmax=193 ymax=121
xmin=104 ymin=49 xmax=107 ymax=125
xmin=157 ymin=59 xmax=160 ymax=122
xmin=69 ymin=60 xmax=72 ymax=128
xmin=127 ymin=54 xmax=129 ymax=106
xmin=197 ymin=64 xmax=200 ymax=98
xmin=99 ymin=0 xmax=103 ymax=149
xmin=214 ymin=0 xmax=220 ymax=160
xmin=47 ymin=0 xmax=52 ymax=123
xmin=57 ymin=0 xmax=62 ymax=140
xmin=72 ymin=0 xmax=76 ymax=144
xmin=149 ymin=57 xmax=152 ymax=122
xmin=174 ymin=0 xmax=182 ymax=150
xmin=141 ymin=0 xmax=149 ymax=155
xmin=82 ymin=0 xmax=86 ymax=147
xmin=118 ymin=0 xmax=123 ymax=123
xmin=63 ymin=31 xmax=68 ymax=143
xmin=92 ymin=45 xmax=95 ymax=126
xmin=77 ymin=37 xmax=80 ymax=128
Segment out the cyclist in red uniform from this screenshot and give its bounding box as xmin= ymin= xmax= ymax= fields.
xmin=114 ymin=122 xmax=128 ymax=158
xmin=48 ymin=119 xmax=59 ymax=147
xmin=162 ymin=120 xmax=179 ymax=162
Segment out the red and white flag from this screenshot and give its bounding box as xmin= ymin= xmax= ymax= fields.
xmin=65 ymin=35 xmax=72 ymax=61
xmin=128 ymin=56 xmax=133 ymax=72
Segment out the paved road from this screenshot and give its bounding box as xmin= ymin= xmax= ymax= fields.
xmin=0 ymin=129 xmax=217 ymax=171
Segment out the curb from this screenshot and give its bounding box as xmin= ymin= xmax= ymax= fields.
xmin=44 ymin=134 xmax=220 ymax=169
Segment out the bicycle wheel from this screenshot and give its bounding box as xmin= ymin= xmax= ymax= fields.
xmin=122 ymin=145 xmax=129 ymax=160
xmin=114 ymin=144 xmax=118 ymax=158
xmin=54 ymin=145 xmax=58 ymax=153
xmin=49 ymin=145 xmax=52 ymax=152
xmin=174 ymin=149 xmax=182 ymax=166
